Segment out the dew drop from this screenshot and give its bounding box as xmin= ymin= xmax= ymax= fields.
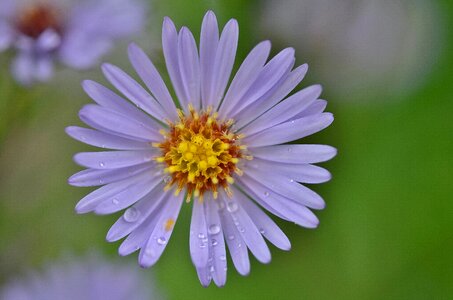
xmin=157 ymin=237 xmax=167 ymax=245
xmin=259 ymin=228 xmax=265 ymax=234
xmin=211 ymin=239 xmax=218 ymax=246
xmin=237 ymin=243 xmax=242 ymax=248
xmin=123 ymin=207 xmax=140 ymax=222
xmin=99 ymin=179 xmax=104 ymax=185
xmin=112 ymin=198 xmax=119 ymax=205
xmin=227 ymin=235 xmax=235 ymax=241
xmin=198 ymin=233 xmax=206 ymax=239
xmin=290 ymin=120 xmax=295 ymax=124
xmin=209 ymin=266 xmax=215 ymax=273
xmin=208 ymin=224 xmax=220 ymax=235
xmin=163 ymin=176 xmax=172 ymax=184
xmin=264 ymin=191 xmax=270 ymax=197
xmin=99 ymin=162 xmax=105 ymax=167
xmin=219 ymin=255 xmax=226 ymax=261
xmin=238 ymin=227 xmax=245 ymax=233
xmin=199 ymin=241 xmax=207 ymax=248
xmin=226 ymin=201 xmax=238 ymax=213
xmin=80 ymin=135 xmax=86 ymax=141
xmin=289 ymin=179 xmax=294 ymax=183
xmin=101 ymin=144 xmax=106 ymax=148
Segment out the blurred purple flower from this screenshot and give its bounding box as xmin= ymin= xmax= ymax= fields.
xmin=0 ymin=254 xmax=159 ymax=300
xmin=0 ymin=0 xmax=146 ymax=86
xmin=67 ymin=11 xmax=336 ymax=287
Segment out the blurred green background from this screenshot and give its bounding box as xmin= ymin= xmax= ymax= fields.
xmin=0 ymin=0 xmax=452 ymax=299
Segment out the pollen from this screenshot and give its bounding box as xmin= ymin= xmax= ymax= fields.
xmin=155 ymin=105 xmax=246 ymax=201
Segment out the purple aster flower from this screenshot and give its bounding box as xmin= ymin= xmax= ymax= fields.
xmin=0 ymin=0 xmax=146 ymax=86
xmin=0 ymin=254 xmax=160 ymax=299
xmin=67 ymin=11 xmax=336 ymax=287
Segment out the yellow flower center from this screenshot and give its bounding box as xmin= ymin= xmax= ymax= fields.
xmin=154 ymin=105 xmax=250 ymax=202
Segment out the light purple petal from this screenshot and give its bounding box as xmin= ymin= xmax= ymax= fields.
xmin=243 ymin=113 xmax=334 ymax=148
xmin=79 ymin=104 xmax=161 ymax=142
xmin=245 ymin=159 xmax=332 ymax=184
xmin=68 ymin=0 xmax=145 ymax=38
xmin=81 ymin=80 xmax=161 ymax=130
xmin=233 ymin=64 xmax=308 ymax=129
xmin=106 ymin=182 xmax=168 ymax=242
xmin=218 ymin=204 xmax=250 ymax=276
xmin=0 ymin=20 xmax=14 ymax=52
xmin=237 ymin=175 xmax=319 ymax=228
xmin=243 ymin=168 xmax=325 ymax=210
xmin=218 ymin=40 xmax=271 ymax=117
xmin=189 ymin=200 xmax=209 ymax=268
xmin=293 ymin=99 xmax=328 ymax=119
xmin=138 ymin=193 xmax=184 ymax=268
xmin=119 ymin=215 xmax=159 ymax=256
xmin=162 ymin=17 xmax=187 ymax=111
xmin=240 ymin=84 xmax=321 ymax=136
xmin=221 ymin=189 xmax=271 ymax=264
xmin=36 ymin=29 xmax=61 ymax=52
xmin=34 ymin=56 xmax=54 ymax=82
xmin=94 ymin=170 xmax=162 ymax=214
xmin=59 ymin=31 xmax=111 ymax=69
xmin=196 ymin=266 xmax=212 ymax=288
xmin=11 ymin=53 xmax=34 ymax=86
xmin=127 ymin=43 xmax=178 ymax=121
xmin=237 ymin=192 xmax=291 ymax=250
xmin=177 ymin=27 xmax=201 ymax=110
xmin=208 ymin=19 xmax=238 ymax=109
xmin=228 ymin=48 xmax=295 ymax=118
xmin=73 ymin=150 xmax=156 ymax=170
xmin=250 ymin=144 xmax=337 ymax=164
xmin=205 ymin=196 xmax=227 ymax=287
xmin=200 ymin=11 xmax=219 ymax=109
xmin=75 ymin=171 xmax=149 ymax=214
xmin=102 ymin=63 xmax=169 ymax=122
xmin=68 ymin=164 xmax=153 ymax=187
xmin=65 ymin=126 xmax=151 ymax=150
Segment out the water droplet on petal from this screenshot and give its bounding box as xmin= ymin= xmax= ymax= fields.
xmin=289 ymin=179 xmax=294 ymax=183
xmin=101 ymin=144 xmax=106 ymax=148
xmin=259 ymin=228 xmax=265 ymax=234
xmin=238 ymin=227 xmax=245 ymax=233
xmin=112 ymin=198 xmax=119 ymax=205
xmin=226 ymin=201 xmax=238 ymax=213
xmin=157 ymin=237 xmax=167 ymax=245
xmin=291 ymin=120 xmax=295 ymax=124
xmin=211 ymin=239 xmax=218 ymax=246
xmin=208 ymin=224 xmax=220 ymax=235
xmin=163 ymin=176 xmax=172 ymax=183
xmin=199 ymin=242 xmax=207 ymax=248
xmin=198 ymin=233 xmax=206 ymax=239
xmin=209 ymin=266 xmax=215 ymax=273
xmin=80 ymin=135 xmax=86 ymax=141
xmin=99 ymin=179 xmax=104 ymax=184
xmin=264 ymin=191 xmax=270 ymax=197
xmin=227 ymin=235 xmax=235 ymax=240
xmin=219 ymin=255 xmax=226 ymax=261
xmin=99 ymin=162 xmax=105 ymax=167
xmin=123 ymin=207 xmax=140 ymax=222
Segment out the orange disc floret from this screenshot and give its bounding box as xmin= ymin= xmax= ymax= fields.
xmin=154 ymin=105 xmax=248 ymax=202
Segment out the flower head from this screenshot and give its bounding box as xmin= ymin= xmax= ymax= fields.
xmin=0 ymin=0 xmax=146 ymax=85
xmin=0 ymin=254 xmax=159 ymax=300
xmin=68 ymin=11 xmax=336 ymax=287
